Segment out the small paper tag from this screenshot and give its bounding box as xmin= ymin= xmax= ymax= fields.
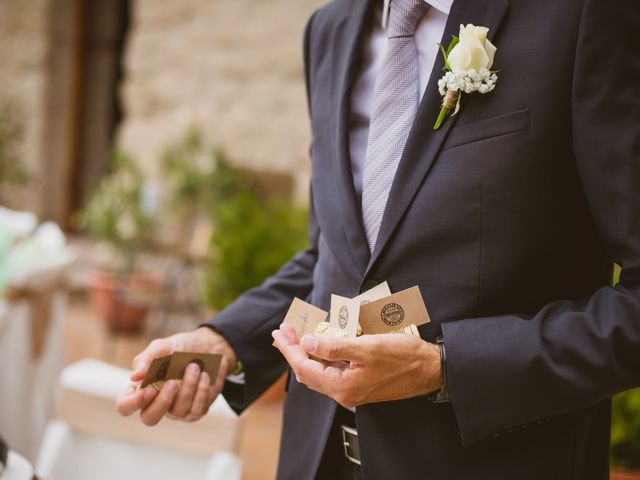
xmin=359 ymin=286 xmax=430 ymax=334
xmin=282 ymin=297 xmax=328 ymax=337
xmin=353 ymin=281 xmax=392 ymax=305
xmin=167 ymin=352 xmax=222 ymax=381
xmin=141 ymin=354 xmax=173 ymax=387
xmin=140 ymin=352 xmax=222 ymax=388
xmin=329 ymin=294 xmax=360 ymax=337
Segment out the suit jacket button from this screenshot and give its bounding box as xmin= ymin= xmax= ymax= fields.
xmin=361 ymin=279 xmax=379 ymax=293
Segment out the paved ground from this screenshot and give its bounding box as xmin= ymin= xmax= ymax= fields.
xmin=64 ymin=294 xmax=284 ymax=480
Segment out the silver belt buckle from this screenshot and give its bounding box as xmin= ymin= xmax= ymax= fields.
xmin=341 ymin=425 xmax=361 ymax=466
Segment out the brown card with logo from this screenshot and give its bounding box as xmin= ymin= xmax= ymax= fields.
xmin=282 ymin=297 xmax=328 ymax=338
xmin=141 ymin=354 xmax=173 ymax=387
xmin=141 ymin=352 xmax=223 ymax=387
xmin=359 ymin=286 xmax=430 ymax=334
xmin=167 ymin=352 xmax=223 ymax=381
xmin=329 ymin=294 xmax=360 ymax=337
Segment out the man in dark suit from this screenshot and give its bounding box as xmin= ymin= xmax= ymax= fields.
xmin=118 ymin=0 xmax=640 ymax=478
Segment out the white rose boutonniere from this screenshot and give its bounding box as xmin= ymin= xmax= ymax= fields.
xmin=433 ymin=24 xmax=499 ymax=130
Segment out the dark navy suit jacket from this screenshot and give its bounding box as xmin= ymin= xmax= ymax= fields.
xmin=208 ymin=0 xmax=640 ymax=478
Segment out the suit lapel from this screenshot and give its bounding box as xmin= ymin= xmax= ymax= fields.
xmin=365 ymin=0 xmax=509 ymax=275
xmin=331 ymin=0 xmax=377 ymax=275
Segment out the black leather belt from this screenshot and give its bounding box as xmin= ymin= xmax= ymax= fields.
xmin=341 ymin=425 xmax=361 ymax=466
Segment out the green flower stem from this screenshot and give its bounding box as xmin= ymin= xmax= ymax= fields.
xmin=433 ymin=106 xmax=449 ymax=130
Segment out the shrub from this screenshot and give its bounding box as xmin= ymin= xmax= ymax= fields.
xmin=611 ymin=388 xmax=640 ymax=470
xmin=202 ymin=156 xmax=308 ymax=310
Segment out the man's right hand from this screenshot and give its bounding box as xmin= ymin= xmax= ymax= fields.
xmin=116 ymin=326 xmax=237 ymax=426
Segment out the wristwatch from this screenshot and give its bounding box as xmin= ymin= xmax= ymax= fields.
xmin=427 ymin=336 xmax=450 ymax=403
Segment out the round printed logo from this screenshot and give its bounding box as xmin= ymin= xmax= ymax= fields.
xmin=381 ymin=303 xmax=404 ymax=326
xmin=338 ymin=305 xmax=349 ymax=329
xmin=156 ymin=359 xmax=170 ymax=380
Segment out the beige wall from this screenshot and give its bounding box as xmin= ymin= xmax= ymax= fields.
xmin=119 ymin=0 xmax=327 ymax=200
xmin=0 ymin=0 xmax=51 ymax=211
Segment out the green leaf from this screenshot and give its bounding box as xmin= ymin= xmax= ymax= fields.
xmin=438 ymin=44 xmax=451 ymax=71
xmin=612 ymin=263 xmax=622 ymax=286
xmin=446 ymin=35 xmax=459 ymax=56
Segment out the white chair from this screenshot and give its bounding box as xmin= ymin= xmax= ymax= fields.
xmin=2 ymin=451 xmax=34 ymax=480
xmin=0 ymin=218 xmax=75 ymax=462
xmin=35 ymin=359 xmax=243 ymax=480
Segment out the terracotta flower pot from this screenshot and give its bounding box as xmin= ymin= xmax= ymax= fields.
xmin=612 ymin=469 xmax=640 ymax=480
xmin=88 ymin=270 xmax=164 ymax=333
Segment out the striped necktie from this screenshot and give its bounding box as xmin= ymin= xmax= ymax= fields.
xmin=362 ymin=0 xmax=428 ymax=252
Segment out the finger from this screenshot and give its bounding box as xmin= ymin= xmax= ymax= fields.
xmin=297 ymin=356 xmax=344 ymax=393
xmin=279 ymin=323 xmax=300 ymax=343
xmin=169 ymin=363 xmax=201 ymax=418
xmin=185 ymin=372 xmax=212 ymax=421
xmin=300 ymin=334 xmax=366 ymax=362
xmin=130 ymin=339 xmax=173 ymax=381
xmin=116 ymin=386 xmax=157 ymax=416
xmin=272 ymin=329 xmax=293 ymax=350
xmin=140 ymin=380 xmax=179 ymax=426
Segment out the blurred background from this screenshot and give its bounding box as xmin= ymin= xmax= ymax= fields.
xmin=0 ymin=0 xmax=324 ymax=478
xmin=0 ymin=0 xmax=638 ymax=479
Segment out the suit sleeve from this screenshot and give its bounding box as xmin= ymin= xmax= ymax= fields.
xmin=441 ymin=0 xmax=640 ymax=445
xmin=205 ymin=13 xmax=319 ymax=414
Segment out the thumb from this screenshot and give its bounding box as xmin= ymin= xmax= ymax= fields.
xmin=300 ymin=334 xmax=364 ymax=362
xmin=130 ymin=338 xmax=174 ymax=381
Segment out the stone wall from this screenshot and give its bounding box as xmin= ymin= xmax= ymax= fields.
xmin=0 ymin=0 xmax=51 ymax=211
xmin=119 ymin=0 xmax=327 ymax=200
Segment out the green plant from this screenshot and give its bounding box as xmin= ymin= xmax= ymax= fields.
xmin=611 ymin=388 xmax=640 ymax=470
xmin=161 ymin=129 xmax=216 ymax=215
xmin=610 ymin=263 xmax=640 ymax=470
xmin=79 ymin=150 xmax=153 ymax=273
xmin=158 ymin=129 xmax=309 ymax=309
xmin=0 ymin=96 xmax=28 ymax=187
xmin=202 ymin=155 xmax=308 ymax=310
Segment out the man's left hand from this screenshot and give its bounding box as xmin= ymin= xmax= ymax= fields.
xmin=272 ymin=323 xmax=441 ymax=408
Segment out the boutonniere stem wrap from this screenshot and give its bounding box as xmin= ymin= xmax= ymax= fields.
xmin=434 ymin=24 xmax=499 ymax=130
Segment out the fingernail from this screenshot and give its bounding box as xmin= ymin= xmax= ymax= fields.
xmin=167 ymin=380 xmax=178 ymax=392
xmin=201 ymin=372 xmax=210 ymax=385
xmin=301 ymin=335 xmax=318 ymax=353
xmin=188 ymin=363 xmax=200 ymax=377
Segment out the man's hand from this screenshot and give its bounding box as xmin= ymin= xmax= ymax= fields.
xmin=116 ymin=327 xmax=237 ymax=426
xmin=272 ymin=323 xmax=440 ymax=408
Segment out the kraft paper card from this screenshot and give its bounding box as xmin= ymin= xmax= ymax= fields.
xmin=141 ymin=352 xmax=222 ymax=388
xmin=329 ymin=294 xmax=360 ymax=338
xmin=167 ymin=352 xmax=222 ymax=382
xmin=358 ymin=286 xmax=430 ymax=335
xmin=282 ymin=297 xmax=328 ymax=338
xmin=353 ymin=281 xmax=392 ymax=305
xmin=141 ymin=354 xmax=173 ymax=388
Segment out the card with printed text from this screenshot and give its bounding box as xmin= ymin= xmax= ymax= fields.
xmin=281 ymin=297 xmax=328 ymax=338
xmin=358 ymin=286 xmax=430 ymax=334
xmin=329 ymin=294 xmax=361 ymax=337
xmin=140 ymin=352 xmax=222 ymax=388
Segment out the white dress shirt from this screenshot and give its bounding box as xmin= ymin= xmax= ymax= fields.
xmin=350 ymin=0 xmax=452 ymax=198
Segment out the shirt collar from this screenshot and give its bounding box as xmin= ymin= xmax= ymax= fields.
xmin=382 ymin=0 xmax=453 ymax=28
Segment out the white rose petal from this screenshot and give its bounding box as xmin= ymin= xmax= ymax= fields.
xmin=447 ymin=24 xmax=497 ymax=73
